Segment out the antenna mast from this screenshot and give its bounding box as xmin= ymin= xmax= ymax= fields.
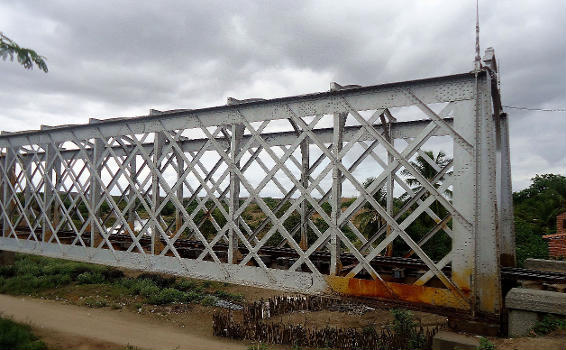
xmin=474 ymin=0 xmax=482 ymax=71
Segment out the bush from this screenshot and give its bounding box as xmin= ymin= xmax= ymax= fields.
xmin=533 ymin=314 xmax=566 ymax=335
xmin=83 ymin=297 xmax=108 ymax=308
xmin=147 ymin=288 xmax=187 ymax=305
xmin=136 ymin=273 xmax=175 ymax=288
xmin=186 ymin=290 xmax=204 ymax=303
xmin=76 ymin=272 xmax=105 ymax=284
xmin=213 ymin=290 xmax=243 ymax=302
xmin=478 ymin=337 xmax=496 ymax=350
xmin=173 ymin=278 xmax=200 ymax=292
xmin=391 ymin=309 xmax=425 ymax=349
xmin=0 ymin=317 xmax=47 ymax=350
xmin=201 ymin=295 xmax=218 ymax=306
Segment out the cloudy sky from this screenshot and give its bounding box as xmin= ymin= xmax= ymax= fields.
xmin=0 ymin=0 xmax=564 ymax=192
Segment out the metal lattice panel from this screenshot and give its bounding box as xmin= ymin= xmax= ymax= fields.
xmin=0 ymin=63 xmax=514 ymax=318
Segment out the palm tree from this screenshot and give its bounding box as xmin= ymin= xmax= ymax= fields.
xmin=356 ymin=178 xmax=387 ymax=238
xmin=400 ymin=150 xmax=452 ymax=197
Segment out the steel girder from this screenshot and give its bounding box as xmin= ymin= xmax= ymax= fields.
xmin=0 ymin=54 xmax=513 ymax=318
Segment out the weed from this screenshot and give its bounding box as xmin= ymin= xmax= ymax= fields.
xmin=186 ymin=290 xmax=204 ymax=303
xmin=0 ymin=317 xmax=47 ymax=350
xmin=213 ymin=290 xmax=243 ymax=302
xmin=391 ymin=309 xmax=425 ymax=349
xmin=147 ymin=288 xmax=187 ymax=305
xmin=533 ymin=314 xmax=566 ymax=335
xmin=136 ymin=273 xmax=175 ymax=288
xmin=201 ymin=295 xmax=218 ymax=306
xmin=478 ymin=337 xmax=496 ymax=350
xmin=83 ymin=297 xmax=108 ymax=308
xmin=76 ymin=272 xmax=105 ymax=284
xmin=173 ymin=278 xmax=199 ymax=292
xmin=248 ymin=342 xmax=269 ymax=350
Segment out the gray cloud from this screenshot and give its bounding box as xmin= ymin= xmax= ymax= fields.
xmin=0 ymin=0 xmax=564 ymax=192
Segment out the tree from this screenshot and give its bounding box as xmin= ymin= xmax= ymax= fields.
xmin=513 ymin=174 xmax=566 ymax=231
xmin=0 ymin=32 xmax=48 ymax=72
xmin=356 ymin=177 xmax=387 ymax=238
xmin=400 ymin=150 xmax=451 ymax=195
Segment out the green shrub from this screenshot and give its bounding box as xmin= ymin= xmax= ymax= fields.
xmin=84 ymin=297 xmax=108 ymax=308
xmin=76 ymin=272 xmax=105 ymax=284
xmin=140 ymin=284 xmax=161 ymax=298
xmin=478 ymin=337 xmax=495 ymax=350
xmin=213 ymin=290 xmax=243 ymax=302
xmin=147 ymin=288 xmax=187 ymax=305
xmin=533 ymin=314 xmax=566 ymax=335
xmin=124 ymin=278 xmax=158 ymax=295
xmin=186 ymin=290 xmax=204 ymax=303
xmin=173 ymin=278 xmax=199 ymax=292
xmin=0 ymin=317 xmax=47 ymax=350
xmin=391 ymin=309 xmax=425 ymax=350
xmin=136 ymin=273 xmax=175 ymax=288
xmin=201 ymin=295 xmax=217 ymax=306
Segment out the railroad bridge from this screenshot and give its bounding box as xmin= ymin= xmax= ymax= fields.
xmin=1 ymin=48 xmax=558 ymax=325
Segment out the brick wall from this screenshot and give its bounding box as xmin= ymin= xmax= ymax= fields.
xmin=557 ymin=212 xmax=566 ymax=235
xmin=543 ymin=212 xmax=566 ymax=258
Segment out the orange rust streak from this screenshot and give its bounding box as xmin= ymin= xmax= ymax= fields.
xmin=326 ymin=276 xmax=470 ymax=310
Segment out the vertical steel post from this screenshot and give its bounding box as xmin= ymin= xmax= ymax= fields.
xmin=380 ymin=113 xmax=395 ymax=256
xmin=151 ymin=131 xmax=166 ymax=255
xmin=1 ymin=140 xmax=16 ymax=238
xmin=176 ymin=150 xmax=184 ymax=234
xmin=451 ymin=100 xmax=476 ymax=304
xmin=229 ymin=124 xmax=244 ymax=264
xmin=467 ymin=73 xmax=503 ymax=316
xmin=90 ymin=135 xmax=104 ymax=247
xmin=43 ymin=142 xmax=58 ymax=242
xmin=496 ymin=113 xmax=515 ymax=267
xmin=23 ymin=157 xmax=33 ymax=228
xmin=300 ymin=136 xmax=309 ymax=250
xmin=127 ymin=153 xmax=137 ymax=232
xmin=330 ymin=112 xmax=346 ymax=275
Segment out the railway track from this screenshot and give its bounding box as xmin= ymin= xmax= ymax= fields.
xmin=10 ymin=228 xmax=565 ymax=285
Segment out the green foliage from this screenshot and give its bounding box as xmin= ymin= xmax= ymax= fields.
xmin=248 ymin=343 xmax=269 ymax=350
xmin=213 ymin=289 xmax=243 ymax=302
xmin=532 ymin=314 xmax=566 ymax=335
xmin=514 ymin=174 xmax=566 ymax=235
xmin=0 ymin=254 xmax=120 ymax=294
xmin=0 ymin=32 xmax=48 ymax=72
xmin=391 ymin=309 xmax=425 ymax=350
xmin=478 ymin=337 xmax=495 ymax=350
xmin=160 ymin=201 xmax=176 ymax=216
xmin=76 ymin=272 xmax=106 ymax=284
xmin=514 ymin=218 xmax=549 ymax=265
xmin=513 ymin=174 xmax=565 ymax=265
xmin=147 ymin=288 xmax=188 ymax=305
xmin=201 ymin=295 xmax=218 ymax=306
xmin=0 ymin=317 xmax=47 ymax=350
xmin=83 ymin=296 xmax=108 ymax=308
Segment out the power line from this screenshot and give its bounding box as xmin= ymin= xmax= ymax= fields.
xmin=503 ymin=105 xmax=566 ymax=112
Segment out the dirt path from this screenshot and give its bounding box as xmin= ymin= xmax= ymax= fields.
xmin=0 ymin=294 xmax=246 ymax=350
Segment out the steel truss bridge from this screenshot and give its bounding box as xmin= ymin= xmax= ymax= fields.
xmin=0 ymin=48 xmax=521 ymax=321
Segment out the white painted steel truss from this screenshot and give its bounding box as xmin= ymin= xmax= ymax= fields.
xmin=0 ymin=50 xmax=514 ymax=317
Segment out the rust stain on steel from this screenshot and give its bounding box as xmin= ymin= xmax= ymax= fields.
xmin=326 ymin=275 xmax=470 ymax=310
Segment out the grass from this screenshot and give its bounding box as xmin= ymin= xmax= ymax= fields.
xmin=0 ymin=317 xmax=47 ymax=350
xmin=0 ymin=253 xmax=244 ymax=310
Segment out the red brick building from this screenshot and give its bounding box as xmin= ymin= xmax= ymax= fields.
xmin=543 ymin=211 xmax=566 ymax=257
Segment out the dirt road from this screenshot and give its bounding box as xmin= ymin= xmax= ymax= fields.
xmin=0 ymin=294 xmax=246 ymax=350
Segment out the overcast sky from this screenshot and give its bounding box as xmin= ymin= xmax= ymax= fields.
xmin=1 ymin=0 xmax=564 ymax=193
